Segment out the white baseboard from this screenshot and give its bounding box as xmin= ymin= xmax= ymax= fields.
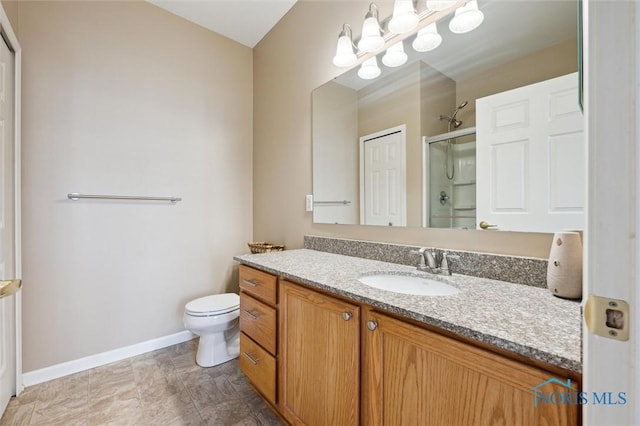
xmin=22 ymin=330 xmax=195 ymax=387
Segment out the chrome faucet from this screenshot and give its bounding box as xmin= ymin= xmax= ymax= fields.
xmin=410 ymin=247 xmax=430 ymax=272
xmin=411 ymin=248 xmax=460 ymax=275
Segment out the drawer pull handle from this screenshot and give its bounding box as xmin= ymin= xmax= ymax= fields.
xmin=342 ymin=312 xmax=352 ymax=321
xmin=243 ymin=352 xmax=260 ymax=365
xmin=367 ymin=320 xmax=378 ymax=331
xmin=243 ymin=279 xmax=259 ymax=287
xmin=243 ymin=309 xmax=259 ymax=320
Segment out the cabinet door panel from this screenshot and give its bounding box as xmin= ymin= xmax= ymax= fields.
xmin=364 ymin=310 xmax=579 ymax=426
xmin=280 ymin=281 xmax=359 ymax=426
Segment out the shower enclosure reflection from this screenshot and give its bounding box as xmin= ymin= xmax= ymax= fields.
xmin=426 ymin=126 xmax=476 ymax=229
xmin=427 ymin=101 xmax=476 ymax=229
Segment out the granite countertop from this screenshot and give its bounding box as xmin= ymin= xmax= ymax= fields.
xmin=234 ymin=249 xmax=582 ymax=373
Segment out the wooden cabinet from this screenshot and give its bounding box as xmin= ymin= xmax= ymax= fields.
xmin=279 ymin=280 xmax=360 ymax=426
xmin=238 ymin=265 xmax=278 ymax=406
xmin=239 ymin=333 xmax=276 ymax=403
xmin=239 ymin=264 xmax=277 ymax=304
xmin=362 ymin=309 xmax=579 ymax=426
xmin=237 ymin=263 xmax=580 ymax=426
xmin=240 ymin=292 xmax=277 ymax=355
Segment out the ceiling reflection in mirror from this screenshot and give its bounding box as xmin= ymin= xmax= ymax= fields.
xmin=312 ymin=0 xmax=583 ymax=233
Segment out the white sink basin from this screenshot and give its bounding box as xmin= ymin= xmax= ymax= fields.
xmin=358 ymin=274 xmax=460 ymax=296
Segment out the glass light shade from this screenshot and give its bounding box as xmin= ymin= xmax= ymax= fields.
xmin=382 ymin=42 xmax=408 ymax=67
xmin=358 ymin=56 xmax=381 ymax=80
xmin=426 ymin=0 xmax=456 ymax=11
xmin=333 ymin=35 xmax=357 ymax=67
xmin=412 ymin=22 xmax=442 ymax=52
xmin=358 ymin=16 xmax=385 ymax=52
xmin=449 ymin=0 xmax=484 ymax=34
xmin=388 ymin=0 xmax=419 ymax=34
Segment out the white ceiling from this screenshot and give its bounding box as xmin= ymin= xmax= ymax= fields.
xmin=148 ymin=0 xmax=298 ymax=48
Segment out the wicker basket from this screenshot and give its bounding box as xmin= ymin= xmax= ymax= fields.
xmin=248 ymin=242 xmax=285 ymax=254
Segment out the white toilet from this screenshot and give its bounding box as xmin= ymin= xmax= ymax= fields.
xmin=183 ymin=293 xmax=240 ymax=367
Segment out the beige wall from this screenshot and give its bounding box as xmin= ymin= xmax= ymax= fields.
xmin=2 ymin=1 xmax=18 ymax=34
xmin=359 ymin=62 xmax=421 ymax=227
xmin=254 ymin=0 xmax=554 ymax=258
xmin=456 ymin=39 xmax=578 ymax=128
xmin=312 ymin=81 xmax=359 ymax=224
xmin=421 ymin=63 xmax=456 ymax=140
xmin=19 ymin=1 xmax=253 ymax=372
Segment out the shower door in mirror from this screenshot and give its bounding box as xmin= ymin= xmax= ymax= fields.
xmin=428 ymin=136 xmax=476 ymax=229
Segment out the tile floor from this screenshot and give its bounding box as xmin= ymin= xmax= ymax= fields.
xmin=0 ymin=339 xmax=282 ymax=426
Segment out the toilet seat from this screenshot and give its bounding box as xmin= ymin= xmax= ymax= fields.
xmin=185 ymin=293 xmax=239 ymax=317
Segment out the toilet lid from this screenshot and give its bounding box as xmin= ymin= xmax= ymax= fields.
xmin=185 ymin=293 xmax=239 ymax=316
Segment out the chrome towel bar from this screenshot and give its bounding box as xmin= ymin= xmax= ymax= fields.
xmin=67 ymin=193 xmax=182 ymax=203
xmin=313 ymin=200 xmax=351 ymax=205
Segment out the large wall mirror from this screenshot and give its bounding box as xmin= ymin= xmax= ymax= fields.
xmin=312 ymin=0 xmax=583 ymax=233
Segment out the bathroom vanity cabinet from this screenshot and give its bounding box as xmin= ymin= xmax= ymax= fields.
xmin=279 ymin=280 xmax=359 ymax=426
xmin=237 ymin=265 xmax=580 ymax=426
xmin=362 ymin=309 xmax=579 ymax=426
xmin=238 ymin=265 xmax=279 ymax=405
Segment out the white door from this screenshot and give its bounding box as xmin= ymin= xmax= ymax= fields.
xmin=0 ymin=32 xmax=19 ymax=416
xmin=359 ymin=125 xmax=406 ymax=227
xmin=476 ymin=73 xmax=584 ymax=232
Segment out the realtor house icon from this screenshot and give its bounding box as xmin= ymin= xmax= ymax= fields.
xmin=531 ymin=378 xmax=574 ymax=408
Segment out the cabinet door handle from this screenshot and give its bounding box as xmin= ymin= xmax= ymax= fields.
xmin=243 ymin=279 xmax=259 ymax=287
xmin=243 ymin=309 xmax=259 ymax=320
xmin=243 ymin=352 xmax=260 ymax=365
xmin=367 ymin=320 xmax=378 ymax=331
xmin=342 ymin=312 xmax=352 ymax=321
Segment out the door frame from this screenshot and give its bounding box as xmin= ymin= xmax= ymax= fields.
xmin=0 ymin=3 xmax=22 ymax=397
xmin=359 ymin=124 xmax=407 ymax=226
xmin=422 ymin=136 xmax=429 ymax=227
xmin=583 ymin=0 xmax=638 ymax=424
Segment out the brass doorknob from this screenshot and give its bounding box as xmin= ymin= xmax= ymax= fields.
xmin=479 ymin=221 xmax=498 ymax=230
xmin=0 ymin=279 xmax=21 ymax=298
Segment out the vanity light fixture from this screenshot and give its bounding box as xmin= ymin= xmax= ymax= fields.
xmin=358 ymin=56 xmax=382 ymax=79
xmin=332 ymin=24 xmax=358 ymax=67
xmin=425 ymin=0 xmax=457 ymax=11
xmin=412 ymin=22 xmax=442 ymax=52
xmin=382 ymin=41 xmax=408 ymax=67
xmin=334 ymin=1 xmax=485 ymax=75
xmin=448 ymin=0 xmax=484 ymax=34
xmin=357 ymin=3 xmax=385 ymax=53
xmin=388 ymin=0 xmax=419 ymax=34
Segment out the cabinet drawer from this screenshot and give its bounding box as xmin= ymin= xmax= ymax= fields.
xmin=239 ymin=265 xmax=277 ymax=304
xmin=240 ymin=293 xmax=277 ymax=355
xmin=240 ymin=332 xmax=276 ymax=405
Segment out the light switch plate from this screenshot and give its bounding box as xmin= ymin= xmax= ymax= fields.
xmin=305 ymin=194 xmax=313 ymax=212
